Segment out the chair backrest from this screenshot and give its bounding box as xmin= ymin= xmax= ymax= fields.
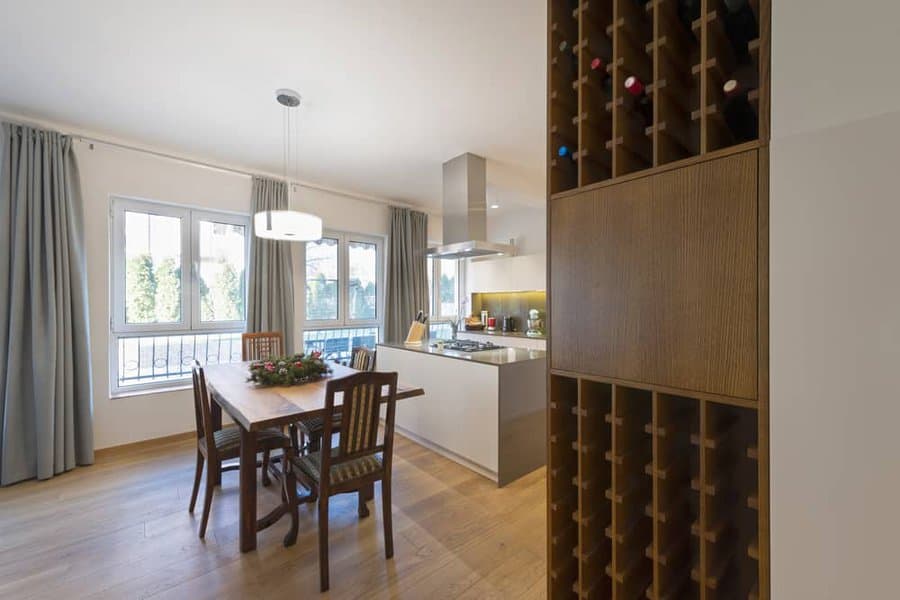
xmin=349 ymin=346 xmax=376 ymax=371
xmin=242 ymin=331 xmax=284 ymax=361
xmin=191 ymin=360 xmax=218 ymax=459
xmin=320 ymin=371 xmax=399 ymax=485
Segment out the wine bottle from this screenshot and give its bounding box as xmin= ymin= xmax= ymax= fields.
xmin=558 ymin=39 xmax=575 ymax=54
xmin=589 ymin=57 xmax=613 ymax=96
xmin=722 ymin=80 xmax=758 ymax=142
xmin=724 ymin=64 xmax=759 ymax=93
xmin=624 ymin=75 xmax=653 ymax=126
xmin=555 ymin=39 xmax=579 ymax=79
xmin=558 ymin=145 xmax=578 ymax=161
xmin=722 ymin=0 xmax=759 ymax=59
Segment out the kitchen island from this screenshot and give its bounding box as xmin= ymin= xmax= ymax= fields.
xmin=377 ymin=342 xmax=546 ymax=486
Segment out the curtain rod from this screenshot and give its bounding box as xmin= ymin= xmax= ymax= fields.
xmin=73 ymin=135 xmax=428 ymax=211
xmin=0 ymin=109 xmax=432 ymax=213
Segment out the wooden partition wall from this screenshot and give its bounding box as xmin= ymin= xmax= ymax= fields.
xmin=546 ymin=1 xmax=770 ymax=599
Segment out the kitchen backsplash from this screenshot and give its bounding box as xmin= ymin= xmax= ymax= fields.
xmin=470 ymin=291 xmax=547 ymax=332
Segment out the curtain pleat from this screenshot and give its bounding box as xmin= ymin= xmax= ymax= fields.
xmin=246 ymin=176 xmax=295 ymax=353
xmin=0 ymin=123 xmax=94 ymax=486
xmin=384 ymin=207 xmax=429 ymax=343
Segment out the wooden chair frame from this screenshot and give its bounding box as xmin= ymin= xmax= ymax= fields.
xmin=241 ymin=331 xmax=284 ymax=361
xmin=188 ymin=361 xmax=298 ymax=544
xmin=290 ymin=370 xmax=399 ymax=592
xmin=241 ymin=330 xmax=286 ymax=482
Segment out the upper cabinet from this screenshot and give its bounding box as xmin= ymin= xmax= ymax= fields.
xmin=550 ymin=149 xmax=759 ymax=399
xmin=466 ymin=254 xmax=547 ymax=294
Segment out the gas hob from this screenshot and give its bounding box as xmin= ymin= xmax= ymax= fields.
xmin=433 ymin=340 xmax=505 ymax=353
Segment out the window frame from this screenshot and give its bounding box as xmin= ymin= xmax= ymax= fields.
xmin=427 ymin=256 xmax=465 ymax=322
xmin=109 ymin=196 xmax=250 ymax=395
xmin=190 ymin=209 xmax=251 ymax=331
xmin=303 ymin=229 xmax=384 ymax=332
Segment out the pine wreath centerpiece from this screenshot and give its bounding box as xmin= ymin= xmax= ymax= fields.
xmin=247 ymin=351 xmax=331 ymax=386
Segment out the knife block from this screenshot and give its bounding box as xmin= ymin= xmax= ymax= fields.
xmin=404 ymin=320 xmax=427 ymax=345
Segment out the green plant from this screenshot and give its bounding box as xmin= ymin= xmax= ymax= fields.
xmin=247 ymin=352 xmax=331 ymax=386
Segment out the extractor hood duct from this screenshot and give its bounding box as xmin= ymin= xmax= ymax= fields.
xmin=425 ymin=153 xmax=516 ymax=259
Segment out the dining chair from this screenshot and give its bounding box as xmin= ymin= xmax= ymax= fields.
xmin=188 ymin=360 xmax=297 ymax=539
xmin=287 ymin=370 xmax=399 ymax=592
xmin=294 ymin=347 xmax=376 ymax=454
xmin=241 ymin=331 xmax=284 ymax=361
xmin=240 ymin=330 xmax=285 ymax=485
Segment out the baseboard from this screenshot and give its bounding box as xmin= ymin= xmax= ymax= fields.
xmin=95 ymin=430 xmax=196 ymax=458
xmin=394 ymin=425 xmax=498 ymax=484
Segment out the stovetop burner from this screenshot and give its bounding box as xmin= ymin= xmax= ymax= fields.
xmin=433 ymin=340 xmax=505 ymax=353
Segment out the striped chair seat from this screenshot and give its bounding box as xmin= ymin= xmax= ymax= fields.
xmin=296 ymin=414 xmax=342 ymax=435
xmin=292 ymin=448 xmax=383 ymax=486
xmin=201 ymin=427 xmax=289 ymax=455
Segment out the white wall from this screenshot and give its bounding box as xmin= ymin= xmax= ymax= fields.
xmin=70 ymin=140 xmax=441 ymax=450
xmin=770 ymin=2 xmax=900 ymax=597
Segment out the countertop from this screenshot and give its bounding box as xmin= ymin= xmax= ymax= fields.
xmin=459 ymin=329 xmax=547 ymax=341
xmin=378 ymin=342 xmax=546 ymax=366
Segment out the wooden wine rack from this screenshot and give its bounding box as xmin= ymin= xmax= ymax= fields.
xmin=548 ymin=0 xmax=769 ymax=195
xmin=547 ymin=1 xmax=770 ymax=598
xmin=549 ymin=375 xmax=764 ymax=599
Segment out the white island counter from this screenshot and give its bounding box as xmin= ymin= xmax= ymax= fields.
xmin=377 ymin=342 xmax=546 ymax=486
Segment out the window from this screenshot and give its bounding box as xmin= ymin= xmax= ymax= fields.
xmin=110 ymin=198 xmax=249 ymax=393
xmin=303 ymin=231 xmax=383 ymax=356
xmin=427 ymin=256 xmax=464 ymax=338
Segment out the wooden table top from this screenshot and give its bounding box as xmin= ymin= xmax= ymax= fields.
xmin=204 ymin=362 xmax=424 ymax=431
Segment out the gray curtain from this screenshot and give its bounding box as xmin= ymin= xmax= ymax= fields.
xmin=0 ymin=123 xmax=94 ymax=486
xmin=247 ymin=176 xmax=295 ymax=353
xmin=385 ymin=207 xmax=429 ymax=343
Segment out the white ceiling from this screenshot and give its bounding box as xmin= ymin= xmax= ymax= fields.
xmin=0 ymin=0 xmax=547 ymax=213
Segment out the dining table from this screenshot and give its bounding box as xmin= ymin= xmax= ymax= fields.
xmin=203 ymin=361 xmax=425 ymax=553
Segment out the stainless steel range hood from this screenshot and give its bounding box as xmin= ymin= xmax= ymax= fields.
xmin=425 ymin=153 xmax=516 ymax=259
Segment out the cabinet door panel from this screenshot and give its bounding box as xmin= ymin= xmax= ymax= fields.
xmin=550 ymin=150 xmax=758 ymax=399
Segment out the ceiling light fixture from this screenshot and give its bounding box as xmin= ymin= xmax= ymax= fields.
xmin=254 ymin=88 xmax=322 ymax=241
xmin=489 ymin=203 xmax=500 ymax=209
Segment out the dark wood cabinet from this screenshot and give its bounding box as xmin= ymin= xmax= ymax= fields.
xmin=550 ymin=150 xmax=758 ymax=399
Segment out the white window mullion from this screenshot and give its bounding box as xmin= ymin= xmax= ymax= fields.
xmin=339 ymin=232 xmax=348 ymax=327
xmin=188 ymin=210 xmax=199 ymax=330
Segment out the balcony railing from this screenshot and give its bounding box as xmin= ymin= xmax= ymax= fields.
xmin=302 ymin=327 xmax=379 ymax=362
xmin=116 ymin=331 xmax=242 ymax=388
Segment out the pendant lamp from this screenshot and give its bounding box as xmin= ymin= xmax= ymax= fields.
xmin=254 ymin=88 xmax=322 ymax=241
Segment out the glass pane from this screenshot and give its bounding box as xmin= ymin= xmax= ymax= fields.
xmin=348 ymin=240 xmax=377 ymax=320
xmin=117 ymin=332 xmax=242 ymax=388
xmin=302 ymin=327 xmax=378 ymax=363
xmin=199 ymin=220 xmax=247 ymax=322
xmin=124 ymin=210 xmax=182 ymax=324
xmin=427 ymin=256 xmax=434 ymax=316
xmin=306 ymin=237 xmax=339 ymax=320
xmin=439 ymin=259 xmax=459 ymax=317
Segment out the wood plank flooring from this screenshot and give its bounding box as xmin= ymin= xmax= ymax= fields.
xmin=0 ymin=434 xmax=547 ymax=599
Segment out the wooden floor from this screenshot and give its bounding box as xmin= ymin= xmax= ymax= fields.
xmin=0 ymin=434 xmax=547 ymax=599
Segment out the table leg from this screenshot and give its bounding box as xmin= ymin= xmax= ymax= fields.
xmin=239 ymin=427 xmax=258 ymax=553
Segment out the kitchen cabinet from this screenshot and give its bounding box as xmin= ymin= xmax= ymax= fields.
xmin=466 ymin=253 xmax=546 ymax=294
xmin=377 ymin=343 xmax=546 ymax=486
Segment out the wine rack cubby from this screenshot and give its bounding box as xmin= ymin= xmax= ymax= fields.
xmin=547 ymin=377 xmax=765 ymax=600
xmin=550 ymin=374 xmax=580 ymax=598
xmin=547 ymin=0 xmax=768 ymax=194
